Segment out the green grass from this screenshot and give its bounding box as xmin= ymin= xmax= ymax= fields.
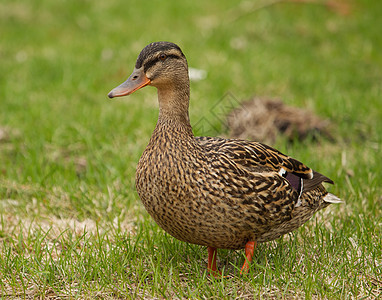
xmin=1 ymin=0 xmax=381 ymax=298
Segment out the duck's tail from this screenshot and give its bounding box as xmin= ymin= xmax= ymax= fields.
xmin=323 ymin=193 xmax=342 ymax=203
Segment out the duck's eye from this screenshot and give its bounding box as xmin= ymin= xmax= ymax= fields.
xmin=159 ymin=53 xmax=167 ymax=61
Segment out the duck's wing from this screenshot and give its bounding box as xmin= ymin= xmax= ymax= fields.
xmin=195 ymin=136 xmax=334 ymax=194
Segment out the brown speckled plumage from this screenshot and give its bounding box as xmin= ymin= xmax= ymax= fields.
xmin=108 ymin=41 xmax=341 ymax=273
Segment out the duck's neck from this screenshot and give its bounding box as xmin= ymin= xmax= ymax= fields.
xmin=156 ymin=81 xmax=193 ymax=136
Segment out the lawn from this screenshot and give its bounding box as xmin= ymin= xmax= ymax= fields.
xmin=0 ymin=0 xmax=381 ymax=298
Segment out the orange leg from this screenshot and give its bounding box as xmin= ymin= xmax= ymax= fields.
xmin=240 ymin=241 xmax=257 ymax=274
xmin=207 ymin=247 xmax=221 ymax=277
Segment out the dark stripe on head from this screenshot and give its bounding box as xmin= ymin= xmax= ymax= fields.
xmin=143 ymin=54 xmax=182 ymax=73
xmin=135 ymin=41 xmax=185 ymax=69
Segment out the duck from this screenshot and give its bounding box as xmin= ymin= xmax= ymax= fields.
xmin=108 ymin=41 xmax=341 ymax=276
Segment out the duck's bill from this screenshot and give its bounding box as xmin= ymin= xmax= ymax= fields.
xmin=108 ymin=68 xmax=151 ymax=98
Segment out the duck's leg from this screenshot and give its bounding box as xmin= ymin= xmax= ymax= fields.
xmin=240 ymin=241 xmax=257 ymax=274
xmin=207 ymin=247 xmax=221 ymax=276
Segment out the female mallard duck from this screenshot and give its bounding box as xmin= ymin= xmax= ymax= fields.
xmin=108 ymin=41 xmax=341 ymax=275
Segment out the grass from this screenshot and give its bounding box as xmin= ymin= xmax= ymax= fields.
xmin=0 ymin=0 xmax=381 ymax=298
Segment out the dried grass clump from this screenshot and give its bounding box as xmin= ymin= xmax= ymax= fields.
xmin=227 ymin=97 xmax=333 ymax=143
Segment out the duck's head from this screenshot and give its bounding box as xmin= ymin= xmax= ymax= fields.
xmin=108 ymin=42 xmax=189 ymax=98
